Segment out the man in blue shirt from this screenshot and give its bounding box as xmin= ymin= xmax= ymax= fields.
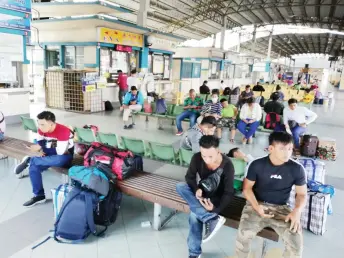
xmin=120 ymin=86 xmax=144 ymax=129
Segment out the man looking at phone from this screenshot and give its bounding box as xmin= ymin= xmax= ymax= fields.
xmin=176 ymin=135 xmax=235 ymax=258
xmin=14 ymin=111 xmax=74 ymax=207
xmin=236 ymin=132 xmax=307 ymax=258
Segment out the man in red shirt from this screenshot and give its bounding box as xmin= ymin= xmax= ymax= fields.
xmin=117 ymin=70 xmax=128 ymax=106
xmin=14 ymin=111 xmax=74 ymax=207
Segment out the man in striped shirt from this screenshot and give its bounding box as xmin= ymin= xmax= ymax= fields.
xmin=14 ymin=111 xmax=74 ymax=207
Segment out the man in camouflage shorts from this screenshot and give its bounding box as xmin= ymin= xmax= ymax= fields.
xmin=236 ymin=132 xmax=307 ymax=258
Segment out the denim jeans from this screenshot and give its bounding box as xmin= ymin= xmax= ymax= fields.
xmin=176 ymin=182 xmax=217 ymax=257
xmin=29 ymin=154 xmax=73 ymax=196
xmin=176 ymin=111 xmax=198 ymax=132
xmin=237 ymin=120 xmax=260 ymax=139
xmin=0 ymin=133 xmax=4 ymax=141
xmin=118 ymin=89 xmax=127 ymax=106
xmin=292 ymin=126 xmax=307 ymax=149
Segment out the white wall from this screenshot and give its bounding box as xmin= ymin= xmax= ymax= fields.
xmin=84 ymin=46 xmax=97 ymax=64
xmin=32 ymin=28 xmax=97 ymax=43
xmin=174 ymin=47 xmax=212 ymax=58
xmin=0 ymin=33 xmax=23 ymax=62
xmin=294 ymin=57 xmax=331 ymax=69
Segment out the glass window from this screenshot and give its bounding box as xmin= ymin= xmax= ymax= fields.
xmin=65 ymin=46 xmax=84 ymax=69
xmin=100 ymin=48 xmax=111 ymax=75
xmin=111 ymin=51 xmax=129 ymax=73
xmin=46 ymin=50 xmax=59 ymax=68
xmin=150 ymin=53 xmax=171 ymax=80
xmin=209 ymin=61 xmax=220 ymax=79
xmin=223 ymin=62 xmax=232 ymax=79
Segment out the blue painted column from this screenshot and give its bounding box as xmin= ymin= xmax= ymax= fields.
xmin=43 ymin=45 xmax=48 ymax=70
xmin=59 ymin=45 xmax=65 ymax=68
xmin=22 ymin=35 xmax=29 ymax=64
xmin=139 ymin=36 xmax=149 ymax=70
xmin=96 ymin=46 xmax=100 ymax=69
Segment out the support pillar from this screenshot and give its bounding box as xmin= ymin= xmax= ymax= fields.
xmin=220 ymin=16 xmax=227 ymax=50
xmin=139 ymin=36 xmax=149 ymax=72
xmin=237 ymin=32 xmax=241 ymax=53
xmin=267 ymin=30 xmax=273 ymax=61
xmin=251 ymin=25 xmax=257 ymax=56
xmin=137 ymin=0 xmax=150 ymax=27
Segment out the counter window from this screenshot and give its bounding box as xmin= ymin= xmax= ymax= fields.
xmin=209 ymin=61 xmax=220 ymax=79
xmin=149 ymin=53 xmax=171 ymax=80
xmin=100 ymin=48 xmax=138 ymax=75
xmin=223 ymin=62 xmax=233 ymax=79
xmin=65 ymin=46 xmax=84 ymax=70
xmin=234 ymin=64 xmax=251 ymax=79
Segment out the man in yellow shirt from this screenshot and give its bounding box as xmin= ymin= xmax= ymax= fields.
xmin=217 ymin=98 xmax=238 ymax=142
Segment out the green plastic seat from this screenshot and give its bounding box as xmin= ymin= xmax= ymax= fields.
xmin=121 ymin=136 xmax=150 ymax=157
xmin=230 ymin=158 xmax=247 ymax=177
xmin=149 ymin=141 xmax=179 ymax=164
xmin=97 ymin=132 xmax=119 ymax=147
xmin=20 ymin=116 xmax=38 ymax=133
xmin=179 ymin=148 xmax=194 ymax=167
xmin=166 ymin=105 xmax=184 ymax=119
xmin=74 ymin=127 xmax=96 ymax=144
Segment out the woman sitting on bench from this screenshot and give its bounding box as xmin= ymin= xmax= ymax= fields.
xmin=237 ymin=97 xmax=262 ymax=145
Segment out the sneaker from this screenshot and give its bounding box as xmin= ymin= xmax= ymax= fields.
xmin=202 ymin=216 xmax=226 ymax=243
xmin=23 ymin=195 xmax=46 ymax=207
xmin=189 ymin=256 xmax=201 ymax=258
xmin=124 ymin=125 xmax=129 ymax=129
xmin=176 ymin=131 xmax=183 ymax=136
xmin=128 ymin=124 xmax=134 ymax=129
xmin=14 ymin=156 xmax=30 ymax=178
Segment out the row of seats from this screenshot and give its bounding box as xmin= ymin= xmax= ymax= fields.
xmin=20 ymin=116 xmax=246 ymax=177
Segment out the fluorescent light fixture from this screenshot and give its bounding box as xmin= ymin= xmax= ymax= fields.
xmin=98 ymin=14 xmax=118 ymax=20
xmin=100 ymin=0 xmax=120 ymax=7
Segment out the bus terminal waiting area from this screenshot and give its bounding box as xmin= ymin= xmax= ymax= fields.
xmin=0 ymin=94 xmax=343 ymax=258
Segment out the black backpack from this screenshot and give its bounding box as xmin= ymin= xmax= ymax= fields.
xmin=104 ymin=101 xmax=113 ymax=111
xmin=223 ymin=87 xmax=231 ymax=95
xmin=94 ymin=183 xmax=122 ymax=227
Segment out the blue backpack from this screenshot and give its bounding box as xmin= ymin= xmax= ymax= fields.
xmin=32 ymin=188 xmax=105 ymax=249
xmin=156 ymin=98 xmax=167 ymax=114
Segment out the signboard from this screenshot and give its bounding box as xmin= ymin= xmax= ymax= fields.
xmin=0 ymin=18 xmax=30 ymax=31
xmin=0 ymin=0 xmax=31 ymax=13
xmin=98 ymin=27 xmax=143 ymax=48
xmin=96 ymin=76 xmax=107 ymax=89
xmin=82 ymin=73 xmax=97 ymax=93
xmin=115 ymin=45 xmax=132 ymax=52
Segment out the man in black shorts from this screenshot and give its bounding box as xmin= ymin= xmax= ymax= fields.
xmin=236 ymin=131 xmax=307 ymax=258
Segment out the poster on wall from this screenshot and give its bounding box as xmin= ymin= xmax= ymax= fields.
xmin=82 ymin=73 xmax=97 ymax=93
xmin=97 ymin=27 xmax=143 ymax=48
xmin=0 ymin=18 xmax=30 ymax=31
xmin=0 ymin=0 xmax=31 ymax=13
xmin=153 ymin=55 xmax=164 ymax=74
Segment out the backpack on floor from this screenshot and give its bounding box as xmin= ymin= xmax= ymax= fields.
xmin=94 ymin=183 xmax=122 ymax=227
xmin=156 ymin=98 xmax=167 ymax=114
xmin=301 ymin=135 xmax=319 ymax=157
xmin=84 ymin=142 xmax=142 ymax=180
xmin=69 ymin=166 xmax=110 ymax=196
xmin=104 ymin=101 xmax=113 ymax=111
xmin=264 ymin=112 xmax=281 ymax=129
xmin=32 ymin=187 xmax=105 ymax=249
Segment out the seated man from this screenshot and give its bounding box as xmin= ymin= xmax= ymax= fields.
xmin=236 ymin=132 xmax=307 ymax=258
xmin=120 ymin=86 xmax=144 ymax=129
xmin=264 ymin=92 xmax=284 ymax=116
xmin=274 ymin=85 xmax=284 ymax=101
xmin=217 ymin=98 xmax=237 ymax=142
xmin=199 ymin=80 xmax=210 ymax=94
xmin=176 ymin=89 xmax=203 ymax=136
xmin=283 ymin=98 xmax=317 ymax=153
xmin=176 ymin=135 xmax=235 ymax=258
xmin=0 ymin=111 xmax=5 ymax=141
xmin=14 ymin=111 xmax=74 ymax=207
xmin=227 ymin=147 xmax=254 ymax=164
xmin=180 ymin=116 xmax=217 ymax=153
xmin=252 ymin=82 xmax=265 ymax=92
xmin=238 ymin=85 xmax=254 ymax=107
xmin=196 ymin=90 xmax=222 ymax=124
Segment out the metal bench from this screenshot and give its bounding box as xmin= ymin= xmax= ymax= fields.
xmin=0 ymin=137 xmax=279 ymax=253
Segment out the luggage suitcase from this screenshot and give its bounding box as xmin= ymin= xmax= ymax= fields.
xmin=51 ymin=184 xmax=72 ymax=220
xmin=301 ymin=135 xmax=319 ymax=157
xmin=301 ymin=191 xmax=331 ymax=235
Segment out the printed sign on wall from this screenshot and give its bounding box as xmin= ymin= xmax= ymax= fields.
xmin=98 ymin=27 xmax=143 ymax=48
xmin=0 ymin=18 xmax=30 ymax=31
xmin=0 ymin=0 xmax=31 ymax=13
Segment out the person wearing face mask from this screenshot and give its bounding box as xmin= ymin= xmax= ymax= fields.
xmin=199 ymin=80 xmax=210 ymax=95
xmin=196 ymin=91 xmax=222 ymax=125
xmin=236 ymin=132 xmax=306 ymax=258
xmin=176 ymin=135 xmax=235 ymax=258
xmin=180 ymin=116 xmax=217 ymax=153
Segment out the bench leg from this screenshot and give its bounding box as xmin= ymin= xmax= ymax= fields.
xmin=145 ymin=116 xmax=149 ymax=122
xmin=171 ymin=120 xmax=175 ymax=126
xmin=153 ymin=203 xmax=178 ymax=231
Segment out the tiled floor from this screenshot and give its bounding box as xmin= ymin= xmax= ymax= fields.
xmin=1 ymin=83 xmax=344 ymax=258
